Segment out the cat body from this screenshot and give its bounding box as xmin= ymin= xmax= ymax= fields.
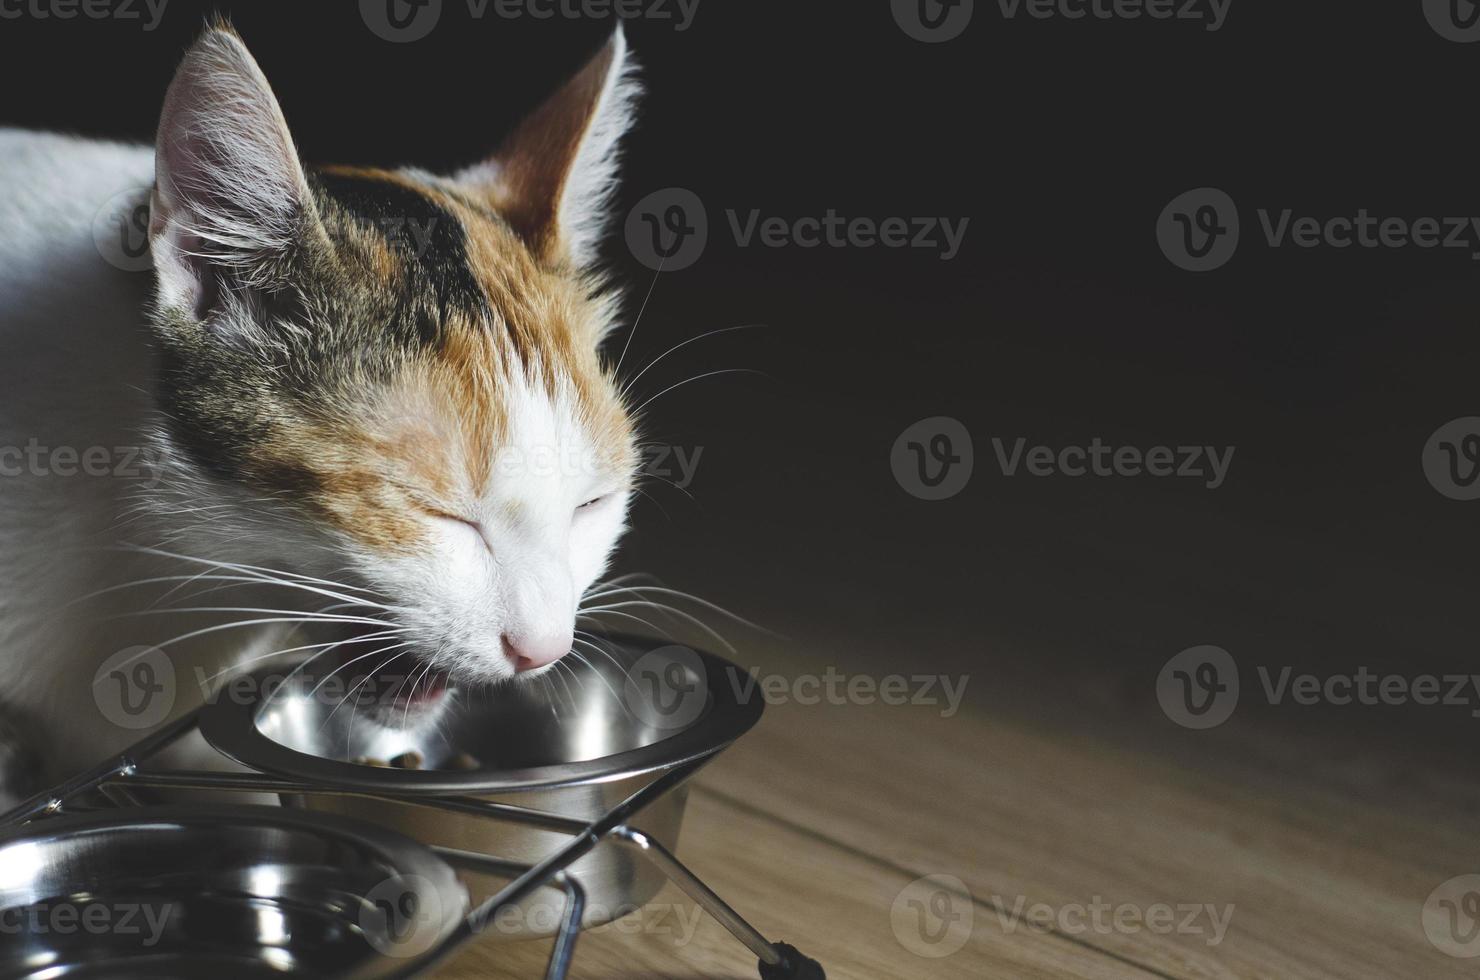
xmin=0 ymin=26 xmax=644 ymax=806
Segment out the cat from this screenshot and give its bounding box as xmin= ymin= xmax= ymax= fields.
xmin=0 ymin=23 xmax=644 ymax=807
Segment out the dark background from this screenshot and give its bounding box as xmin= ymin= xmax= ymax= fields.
xmin=3 ymin=1 xmax=1478 ymax=753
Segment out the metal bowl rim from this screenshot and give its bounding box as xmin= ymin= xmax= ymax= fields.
xmin=198 ymin=640 xmax=764 ymax=794
xmin=0 ymin=802 xmax=469 ymax=927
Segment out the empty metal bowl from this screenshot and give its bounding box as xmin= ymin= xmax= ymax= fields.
xmin=200 ymin=640 xmax=763 ymax=936
xmin=0 ymin=805 xmax=468 ymax=979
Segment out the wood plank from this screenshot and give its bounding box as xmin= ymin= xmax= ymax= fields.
xmin=688 ymin=627 xmax=1478 ymax=980
xmin=432 ymin=792 xmax=1152 ymax=979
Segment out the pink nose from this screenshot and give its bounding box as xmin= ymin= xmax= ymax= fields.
xmin=501 ymin=632 xmax=572 ymax=672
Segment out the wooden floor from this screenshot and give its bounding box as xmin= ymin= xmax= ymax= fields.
xmin=431 ymin=618 xmax=1479 ymax=980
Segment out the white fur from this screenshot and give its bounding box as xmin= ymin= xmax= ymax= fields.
xmin=557 ymin=26 xmax=640 ymax=267
xmin=354 ymin=372 xmax=631 ymax=685
xmin=0 ymin=128 xmax=246 ymax=788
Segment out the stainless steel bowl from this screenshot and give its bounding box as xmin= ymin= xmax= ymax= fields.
xmin=200 ymin=640 xmax=762 ymax=936
xmin=0 ymin=805 xmax=468 ymax=979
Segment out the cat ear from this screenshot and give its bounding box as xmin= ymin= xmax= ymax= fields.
xmin=457 ymin=28 xmax=640 ymax=267
xmin=149 ymin=26 xmax=322 ymax=318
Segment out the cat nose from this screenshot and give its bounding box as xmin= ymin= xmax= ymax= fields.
xmin=501 ymin=632 xmax=572 ymax=672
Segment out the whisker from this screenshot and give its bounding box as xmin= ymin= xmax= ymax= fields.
xmin=612 ymin=255 xmax=665 ymax=380
xmin=323 ymin=650 xmax=412 ymax=730
xmin=581 ymin=599 xmax=735 ymax=654
xmin=566 ymin=644 xmax=632 ymax=709
xmin=195 ymin=630 xmax=405 ymax=685
xmin=619 ymin=323 xmax=762 ymax=400
xmin=630 ymin=368 xmax=768 ymax=419
xmin=584 ymin=583 xmax=775 ymax=635
xmin=115 ymin=606 xmax=395 ymax=627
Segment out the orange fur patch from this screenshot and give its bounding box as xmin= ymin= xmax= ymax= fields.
xmin=242 ymin=168 xmax=634 ymax=554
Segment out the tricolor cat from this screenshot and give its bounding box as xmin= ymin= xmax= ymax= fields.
xmin=0 ymin=23 xmax=644 ymax=805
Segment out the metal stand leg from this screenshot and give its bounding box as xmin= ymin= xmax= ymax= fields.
xmin=544 ymin=876 xmax=585 ymax=980
xmin=431 ymin=847 xmax=586 ymax=980
xmin=612 ymin=827 xmax=825 ymax=980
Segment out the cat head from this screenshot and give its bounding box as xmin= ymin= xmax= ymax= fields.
xmin=143 ymin=25 xmax=641 ymax=693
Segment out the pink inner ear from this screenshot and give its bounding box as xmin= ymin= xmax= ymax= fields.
xmin=150 ymin=26 xmax=320 ymax=314
xmin=456 ymin=29 xmax=635 ymax=266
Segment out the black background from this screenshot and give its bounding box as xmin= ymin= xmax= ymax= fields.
xmin=3 ymin=0 xmax=1479 ymax=752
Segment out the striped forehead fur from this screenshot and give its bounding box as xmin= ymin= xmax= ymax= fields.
xmin=154 ymin=165 xmax=633 ymax=551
